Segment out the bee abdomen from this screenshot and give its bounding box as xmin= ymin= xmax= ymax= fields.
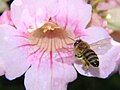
xmin=83 ymin=49 xmax=99 ymax=67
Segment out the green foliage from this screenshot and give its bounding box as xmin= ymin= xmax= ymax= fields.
xmin=0 ymin=75 xmax=24 ymax=90
xmin=0 ymin=73 xmax=120 ymax=90
xmin=68 ymin=73 xmax=120 ymax=90
xmin=0 ymin=0 xmax=10 ymax=13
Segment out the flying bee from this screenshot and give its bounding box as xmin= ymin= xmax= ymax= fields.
xmin=73 ymin=38 xmax=111 ymax=70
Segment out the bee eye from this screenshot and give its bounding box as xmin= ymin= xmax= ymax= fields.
xmin=74 ymin=41 xmax=79 ymax=46
xmin=74 ymin=42 xmax=76 ymax=46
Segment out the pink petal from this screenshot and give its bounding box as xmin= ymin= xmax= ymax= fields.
xmin=0 ymin=25 xmax=31 ymax=80
xmin=25 ymin=60 xmax=77 ymax=90
xmin=54 ymin=0 xmax=92 ymax=32
xmin=0 ymin=9 xmax=13 ymax=25
xmin=81 ymin=26 xmax=111 ymax=44
xmin=97 ymin=1 xmax=120 ymax=10
xmin=97 ymin=2 xmax=114 ymax=10
xmin=11 ymin=0 xmax=24 ymax=27
xmin=11 ymin=0 xmax=59 ymax=27
xmin=0 ymin=58 xmax=5 ymax=76
xmin=23 ymin=0 xmax=59 ymax=17
xmin=0 ymin=69 xmax=5 ymax=76
xmin=90 ymin=13 xmax=105 ymax=27
xmin=74 ymin=42 xmax=120 ymax=78
xmin=112 ymin=40 xmax=120 ymax=72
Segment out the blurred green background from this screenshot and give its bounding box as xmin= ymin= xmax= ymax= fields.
xmin=68 ymin=73 xmax=120 ymax=90
xmin=0 ymin=72 xmax=120 ymax=90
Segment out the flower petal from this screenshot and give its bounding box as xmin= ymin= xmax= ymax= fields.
xmin=25 ymin=60 xmax=77 ymax=90
xmin=0 ymin=9 xmax=13 ymax=25
xmin=54 ymin=0 xmax=92 ymax=32
xmin=74 ymin=44 xmax=120 ymax=78
xmin=23 ymin=0 xmax=59 ymax=17
xmin=0 ymin=25 xmax=31 ymax=80
xmin=81 ymin=26 xmax=111 ymax=44
xmin=11 ymin=0 xmax=59 ymax=27
xmin=11 ymin=0 xmax=24 ymax=27
xmin=0 ymin=58 xmax=5 ymax=76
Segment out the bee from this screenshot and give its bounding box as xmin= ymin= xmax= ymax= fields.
xmin=74 ymin=38 xmax=111 ymax=70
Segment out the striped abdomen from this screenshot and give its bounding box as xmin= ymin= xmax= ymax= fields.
xmin=83 ymin=49 xmax=99 ymax=67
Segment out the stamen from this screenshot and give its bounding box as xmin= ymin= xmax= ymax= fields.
xmin=28 ymin=21 xmax=74 ymax=52
xmin=25 ymin=21 xmax=75 ymax=63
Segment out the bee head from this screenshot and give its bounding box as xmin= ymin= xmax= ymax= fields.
xmin=74 ymin=39 xmax=82 ymax=47
xmin=74 ymin=39 xmax=89 ymax=49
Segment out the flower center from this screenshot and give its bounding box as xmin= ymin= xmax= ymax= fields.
xmin=28 ymin=21 xmax=75 ymax=53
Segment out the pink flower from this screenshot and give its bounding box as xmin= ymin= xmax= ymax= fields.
xmin=0 ymin=9 xmax=14 ymax=26
xmin=0 ymin=0 xmax=120 ymax=90
xmin=112 ymin=41 xmax=120 ymax=74
xmin=89 ymin=13 xmax=113 ymax=34
xmin=97 ymin=0 xmax=120 ymax=10
xmin=0 ymin=10 xmax=12 ymax=76
xmin=0 ymin=58 xmax=5 ymax=76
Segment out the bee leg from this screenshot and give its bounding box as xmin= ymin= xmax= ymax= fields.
xmin=75 ymin=54 xmax=89 ymax=70
xmin=75 ymin=54 xmax=81 ymax=58
xmin=81 ymin=60 xmax=89 ymax=71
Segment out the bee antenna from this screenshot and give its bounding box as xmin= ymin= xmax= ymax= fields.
xmin=67 ymin=36 xmax=75 ymax=41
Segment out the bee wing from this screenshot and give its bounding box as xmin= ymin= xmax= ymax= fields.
xmin=90 ymin=38 xmax=112 ymax=55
